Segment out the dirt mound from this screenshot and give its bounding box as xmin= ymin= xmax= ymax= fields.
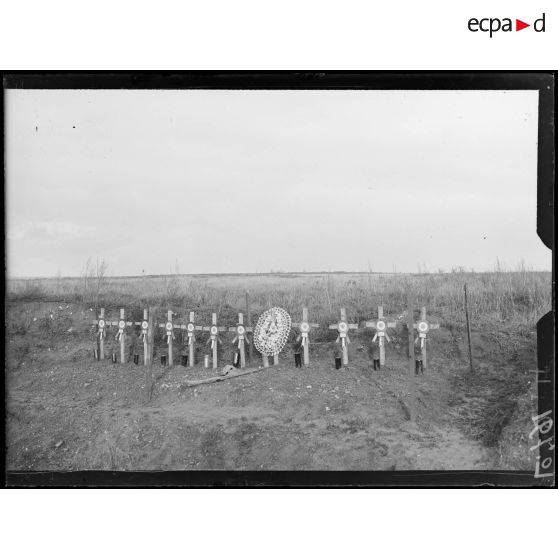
xmin=6 ymin=300 xmax=536 ymax=472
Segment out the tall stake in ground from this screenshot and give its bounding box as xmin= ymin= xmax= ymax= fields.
xmin=328 ymin=308 xmax=359 ymax=366
xmin=245 ymin=291 xmax=252 ymax=363
xmin=119 ymin=309 xmax=126 ymax=363
xmin=146 ymin=307 xmax=155 ymax=365
xmin=167 ymin=310 xmax=174 ymax=366
xmin=142 ymin=309 xmax=149 ymax=365
xmin=98 ymin=308 xmax=105 ymax=360
xmin=229 ymin=312 xmax=252 ymax=369
xmin=144 ymin=307 xmax=155 ymax=401
xmin=292 ymin=307 xmax=320 ymax=366
xmin=464 ymin=283 xmax=475 ymax=373
xmin=406 ymin=294 xmax=417 ymax=422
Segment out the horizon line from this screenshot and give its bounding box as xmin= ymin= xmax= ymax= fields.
xmin=6 ymin=268 xmax=552 ymax=281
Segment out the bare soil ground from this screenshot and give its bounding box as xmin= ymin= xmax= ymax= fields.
xmin=6 ymin=301 xmax=537 ymax=471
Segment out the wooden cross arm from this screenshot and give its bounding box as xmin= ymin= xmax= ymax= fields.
xmin=293 ymin=322 xmax=320 ymax=328
xmin=328 ymin=324 xmax=338 ymax=330
xmin=348 ymin=324 xmax=359 ymax=329
xmin=228 ymin=326 xmax=237 ymax=332
xmin=218 ymin=326 xmax=227 ymax=332
xmin=430 ymin=323 xmax=441 ymax=330
xmin=365 ymin=320 xmax=396 ymax=328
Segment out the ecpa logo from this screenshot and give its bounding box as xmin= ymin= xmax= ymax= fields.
xmin=468 ymin=13 xmax=546 ymax=37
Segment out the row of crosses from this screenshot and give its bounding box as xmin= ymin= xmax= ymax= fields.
xmin=94 ymin=305 xmax=439 ymax=369
xmin=94 ymin=309 xmax=253 ymax=370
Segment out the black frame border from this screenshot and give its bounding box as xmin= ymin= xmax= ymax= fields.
xmin=3 ymin=71 xmax=555 ymax=487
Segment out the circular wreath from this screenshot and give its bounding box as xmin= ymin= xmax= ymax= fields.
xmin=254 ymin=307 xmax=292 ymax=357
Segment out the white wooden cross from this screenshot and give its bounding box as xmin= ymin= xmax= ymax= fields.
xmin=203 ymin=313 xmax=227 ymax=369
xmin=413 ymin=306 xmax=440 ymax=371
xmin=133 ymin=309 xmax=150 ymax=366
xmin=328 ymin=307 xmax=358 ymax=365
xmin=93 ymin=308 xmax=107 ymax=360
xmin=292 ymin=307 xmax=319 ymax=366
xmin=364 ymin=305 xmax=397 ymax=366
xmin=158 ymin=310 xmax=177 ymax=366
xmin=111 ymin=309 xmax=133 ymax=363
xmin=228 ymin=312 xmax=253 ymax=369
xmin=178 ymin=311 xmax=203 ymax=368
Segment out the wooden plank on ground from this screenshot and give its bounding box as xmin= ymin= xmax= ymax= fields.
xmin=181 ymin=365 xmax=267 ymax=388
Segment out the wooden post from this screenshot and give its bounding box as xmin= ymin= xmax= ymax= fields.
xmin=179 ymin=311 xmax=202 ymax=367
xmin=292 ymin=307 xmax=319 ymax=366
xmin=273 ymin=354 xmax=279 ymax=365
xmin=146 ymin=307 xmax=155 ymax=365
xmin=202 ymin=313 xmax=226 ymax=369
xmin=378 ymin=306 xmax=386 ymax=365
xmin=406 ymin=294 xmax=416 ymax=422
xmin=364 ymin=305 xmax=397 ymax=366
xmin=99 ymin=308 xmax=105 ymax=360
xmin=328 ymin=308 xmax=359 ymax=366
xmin=412 ymin=307 xmax=440 ymax=372
xmin=302 ymin=307 xmax=310 ymax=366
xmin=340 ymin=308 xmax=348 ymax=366
xmin=211 ymin=313 xmax=218 ymax=369
xmin=239 ymin=313 xmax=246 ymax=368
xmin=143 ymin=309 xmax=148 ymax=365
xmin=167 ymin=310 xmax=174 ymax=366
xmin=228 ymin=313 xmax=253 ymax=369
xmin=262 ymin=354 xmax=269 ymax=368
xmin=245 ymin=291 xmax=252 ymax=363
xmin=464 ymin=283 xmax=474 ymax=374
xmin=188 ymin=311 xmax=196 ymax=368
xmin=420 ymin=307 xmax=427 ymax=369
xmin=144 ymin=307 xmax=155 ymax=401
xmin=158 ymin=310 xmax=179 ymax=366
xmin=119 ymin=309 xmax=126 ymax=364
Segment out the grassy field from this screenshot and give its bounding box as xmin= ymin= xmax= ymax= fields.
xmin=6 ymin=270 xmax=551 ymax=473
xmin=7 ymin=269 xmax=550 ymax=328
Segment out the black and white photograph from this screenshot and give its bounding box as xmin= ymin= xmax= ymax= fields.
xmin=4 ymin=73 xmax=554 ymax=485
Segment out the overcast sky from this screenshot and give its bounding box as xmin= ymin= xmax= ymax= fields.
xmin=5 ymin=88 xmax=549 ymax=277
